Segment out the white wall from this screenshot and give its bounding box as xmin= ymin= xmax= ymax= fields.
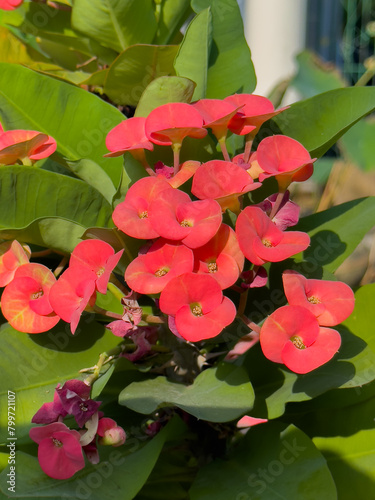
xmin=243 ymin=0 xmax=308 ymax=101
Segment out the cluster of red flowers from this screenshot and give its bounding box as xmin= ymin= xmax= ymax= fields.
xmin=108 ymin=95 xmax=319 ymax=344
xmin=0 ymin=239 xmax=122 ymax=334
xmin=30 ymin=379 xmax=125 ymax=479
xmin=1 ymin=94 xmax=356 ymax=480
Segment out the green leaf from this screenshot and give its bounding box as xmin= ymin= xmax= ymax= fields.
xmin=340 ymin=117 xmax=375 ymax=171
xmin=65 ymin=158 xmax=117 ymax=204
xmin=191 ymin=0 xmax=256 ymax=98
xmin=135 ymin=76 xmax=196 ymax=117
xmin=0 ymin=321 xmax=121 ymax=443
xmin=189 ymin=423 xmax=337 ymax=500
xmin=71 ymin=0 xmax=157 ymax=53
xmin=0 ymin=63 xmax=124 ymax=187
xmin=0 ymin=166 xmax=112 ymax=252
xmin=291 ymin=50 xmax=346 ymax=99
xmin=314 ymin=426 xmax=375 ymax=498
xmin=0 ymin=26 xmax=50 ymax=66
xmin=270 ymin=87 xmax=375 ymax=158
xmin=154 ymin=0 xmax=192 ymax=45
xmin=104 ymin=44 xmax=179 ymax=106
xmin=119 ymin=363 xmax=254 ymax=422
xmin=0 ymin=418 xmax=185 ymax=499
xmin=296 ymin=197 xmax=375 ymax=273
xmin=174 ymin=8 xmax=212 ymax=101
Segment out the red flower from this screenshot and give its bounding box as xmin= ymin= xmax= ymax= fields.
xmin=1 ymin=263 xmax=59 ymax=333
xmin=145 ymin=102 xmax=207 ymax=147
xmin=260 ymin=305 xmax=341 ymax=374
xmin=112 ymin=176 xmax=172 ymax=239
xmin=235 ymin=207 xmax=310 ymax=266
xmin=104 ymin=117 xmax=154 ymax=157
xmin=69 ymin=240 xmax=123 ymax=294
xmin=256 ymin=135 xmax=316 ymax=191
xmin=225 ymin=94 xmax=287 ymax=137
xmin=0 ymin=0 xmax=23 ymax=10
xmin=49 ymin=268 xmax=96 ymax=334
xmin=29 ymin=422 xmax=84 ymax=480
xmin=192 ymin=98 xmax=243 ymax=141
xmin=148 ymin=188 xmax=222 ymax=248
xmin=125 ymin=240 xmax=194 ymax=294
xmin=282 ymin=270 xmax=355 ymax=326
xmin=159 ymin=273 xmax=236 ymax=342
xmin=191 ymin=160 xmax=261 ymax=213
xmin=0 ymin=129 xmax=56 ymax=165
xmin=0 ymin=240 xmax=30 ymax=287
xmin=193 ymin=224 xmax=244 ymax=289
xmin=255 ymin=191 xmax=300 ymax=231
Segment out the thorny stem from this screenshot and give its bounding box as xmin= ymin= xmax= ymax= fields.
xmin=53 ymin=256 xmax=68 ymax=278
xmin=239 ymin=314 xmax=261 ymax=334
xmin=93 ymin=305 xmax=123 ymax=320
xmin=243 ymin=135 xmax=254 ymax=164
xmin=219 ymin=137 xmax=230 ymax=162
xmin=143 ymin=314 xmax=166 ymax=324
xmin=237 ymin=288 xmax=249 ymax=317
xmin=31 ymin=249 xmax=53 ymax=258
xmin=269 ymin=191 xmax=285 ymax=220
xmin=172 ymin=144 xmax=181 ymax=175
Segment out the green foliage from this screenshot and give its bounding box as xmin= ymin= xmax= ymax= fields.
xmin=189 ymin=423 xmax=337 ymax=500
xmin=119 ymin=363 xmax=254 ymax=422
xmin=270 ymin=87 xmax=375 ymax=158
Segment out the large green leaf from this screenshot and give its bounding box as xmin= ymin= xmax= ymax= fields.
xmin=71 ymin=0 xmax=157 ymax=53
xmin=296 ymin=197 xmax=375 ymax=273
xmin=0 ymin=166 xmax=112 ymax=252
xmin=0 ymin=63 xmax=124 ymax=186
xmin=104 ymin=44 xmax=179 ymax=106
xmin=191 ymin=0 xmax=256 ymax=98
xmin=153 ymin=0 xmax=192 ymax=45
xmin=135 ymin=76 xmax=196 ymax=117
xmin=270 ymin=87 xmax=375 ymax=158
xmin=0 ymin=321 xmax=121 ymax=444
xmin=311 ymin=395 xmax=375 ymax=500
xmin=119 ymin=363 xmax=254 ymax=422
xmin=189 ymin=423 xmax=337 ymax=500
xmin=0 ymin=418 xmax=185 ymax=499
xmin=174 ymin=8 xmax=212 ymax=101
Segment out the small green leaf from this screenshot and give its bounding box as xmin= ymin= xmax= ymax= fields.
xmin=189 ymin=423 xmax=337 ymax=500
xmin=104 ymin=44 xmax=179 ymax=106
xmin=119 ymin=363 xmax=254 ymax=422
xmin=291 ymin=50 xmax=346 ymax=99
xmin=340 ymin=117 xmax=375 ymax=171
xmin=135 ymin=76 xmax=196 ymax=117
xmin=65 ymin=158 xmax=116 ymax=204
xmin=174 ymin=8 xmax=212 ymax=100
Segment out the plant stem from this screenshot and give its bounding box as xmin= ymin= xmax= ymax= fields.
xmin=53 ymin=256 xmax=68 ymax=278
xmin=219 ymin=137 xmax=230 ymax=162
xmin=269 ymin=191 xmax=285 ymax=219
xmin=239 ymin=314 xmax=261 ymax=334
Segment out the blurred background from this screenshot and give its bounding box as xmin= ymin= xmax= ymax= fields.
xmin=240 ymin=0 xmax=375 ymax=287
